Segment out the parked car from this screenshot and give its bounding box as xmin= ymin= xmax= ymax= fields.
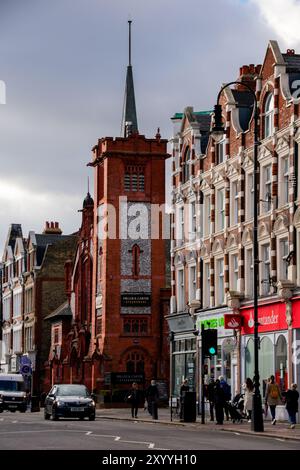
xmin=0 ymin=373 xmax=27 ymax=413
xmin=44 ymin=384 xmax=96 ymax=421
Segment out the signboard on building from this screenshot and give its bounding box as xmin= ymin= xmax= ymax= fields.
xmin=110 ymin=372 xmax=145 ymax=384
xmin=121 ymin=293 xmax=151 ymax=307
xmin=241 ymin=303 xmax=287 ymax=335
xmin=195 ymin=312 xmax=233 ymax=338
xmin=224 ymin=314 xmax=241 ymax=330
xmin=166 ymin=313 xmax=195 ymax=333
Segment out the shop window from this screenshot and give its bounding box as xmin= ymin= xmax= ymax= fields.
xmin=245 ymin=338 xmax=254 ymax=380
xmin=259 ymin=336 xmax=273 ymax=385
xmin=275 ymin=335 xmax=287 ymax=391
xmin=183 ymin=147 xmax=191 ymax=183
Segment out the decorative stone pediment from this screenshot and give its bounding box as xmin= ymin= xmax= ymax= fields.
xmin=212 ymin=238 xmax=224 ymax=254
xmin=275 ymin=136 xmax=289 ymax=154
xmin=258 ymin=144 xmax=272 ymax=162
xmin=226 ymin=233 xmax=238 ymax=250
xmin=174 ymin=252 xmax=185 ymax=266
xmin=212 ymin=168 xmax=226 ymax=185
xmin=200 ymin=242 xmax=209 ymax=258
xmin=175 ymin=192 xmax=184 ymax=204
xmin=294 ymin=127 xmax=300 ymax=144
xmin=258 ymin=221 xmax=270 ymax=240
xmin=226 ymin=162 xmax=239 ymax=178
xmin=293 ymin=207 xmax=300 ymax=228
xmin=273 ymin=214 xmax=289 ymax=235
xmin=200 ymin=178 xmax=211 ymax=191
xmin=242 ymin=227 xmax=253 ymax=246
xmin=242 ymin=153 xmax=254 ymax=171
xmin=187 ymin=249 xmax=197 ymax=263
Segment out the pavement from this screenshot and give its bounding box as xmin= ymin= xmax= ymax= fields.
xmin=95 ymin=406 xmax=300 ymax=442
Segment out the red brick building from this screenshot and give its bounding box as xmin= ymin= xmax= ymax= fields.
xmin=44 ymin=24 xmax=171 ymax=400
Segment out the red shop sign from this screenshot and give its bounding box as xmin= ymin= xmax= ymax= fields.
xmin=241 ymin=302 xmax=287 ymax=335
xmin=292 ymin=299 xmax=300 ymax=328
xmin=224 ymin=314 xmax=241 ymax=329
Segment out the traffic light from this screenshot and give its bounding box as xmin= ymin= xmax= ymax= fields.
xmin=202 ymin=328 xmax=218 ymax=357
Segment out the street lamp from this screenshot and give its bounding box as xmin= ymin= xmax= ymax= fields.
xmin=211 ymin=81 xmax=264 ymax=432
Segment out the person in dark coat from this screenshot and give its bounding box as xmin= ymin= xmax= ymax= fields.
xmin=283 ymin=383 xmax=299 ymax=429
xmin=179 ymin=379 xmax=190 ymax=420
xmin=125 ymin=382 xmax=141 ymax=418
xmin=214 ymin=379 xmax=225 ymax=425
xmin=146 ymin=380 xmax=159 ymax=419
xmin=219 ymin=375 xmax=231 ymax=421
xmin=207 ymin=379 xmax=215 ymax=421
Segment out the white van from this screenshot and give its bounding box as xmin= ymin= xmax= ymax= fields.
xmin=0 ymin=374 xmax=27 ymax=413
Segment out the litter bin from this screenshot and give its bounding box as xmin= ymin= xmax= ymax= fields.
xmin=30 ymin=396 xmax=40 ymax=412
xmin=182 ymin=391 xmax=196 ymax=422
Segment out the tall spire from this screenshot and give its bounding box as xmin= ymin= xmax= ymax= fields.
xmin=121 ymin=20 xmax=138 ymax=137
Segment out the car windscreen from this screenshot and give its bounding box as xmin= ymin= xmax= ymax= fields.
xmin=56 ymin=385 xmax=89 ymax=397
xmin=0 ymin=380 xmax=25 ymax=392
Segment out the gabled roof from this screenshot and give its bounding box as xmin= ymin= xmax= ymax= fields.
xmin=44 ymin=301 xmax=72 ymax=321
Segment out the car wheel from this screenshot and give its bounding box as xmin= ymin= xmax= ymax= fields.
xmin=89 ymin=415 xmax=96 ymax=421
xmin=52 ymin=410 xmax=59 ymax=421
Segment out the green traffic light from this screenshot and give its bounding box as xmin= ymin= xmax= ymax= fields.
xmin=209 ymin=347 xmax=216 ymax=355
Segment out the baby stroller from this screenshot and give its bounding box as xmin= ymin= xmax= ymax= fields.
xmin=228 ymin=393 xmax=245 ymax=423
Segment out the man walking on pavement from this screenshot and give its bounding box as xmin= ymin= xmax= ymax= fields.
xmin=146 ymin=379 xmax=159 ymax=420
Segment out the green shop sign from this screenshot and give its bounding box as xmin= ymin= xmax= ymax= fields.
xmin=196 ymin=316 xmax=224 ymax=330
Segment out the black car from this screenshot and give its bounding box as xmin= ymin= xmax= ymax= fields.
xmin=44 ymin=384 xmax=96 ymax=421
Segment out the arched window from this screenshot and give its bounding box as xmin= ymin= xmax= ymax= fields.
xmin=183 ymin=147 xmax=191 ymax=182
xmin=264 ymin=93 xmax=274 ymax=138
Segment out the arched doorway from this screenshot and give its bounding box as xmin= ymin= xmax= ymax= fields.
xmin=245 ymin=338 xmax=254 ymax=381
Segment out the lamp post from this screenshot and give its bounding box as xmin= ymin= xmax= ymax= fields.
xmin=211 ymin=81 xmax=264 ymax=432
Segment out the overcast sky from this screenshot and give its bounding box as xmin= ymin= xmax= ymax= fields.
xmin=1 ymin=0 xmax=300 ymax=253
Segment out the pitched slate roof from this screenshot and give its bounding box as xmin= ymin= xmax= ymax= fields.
xmin=44 ymin=301 xmax=72 ymax=321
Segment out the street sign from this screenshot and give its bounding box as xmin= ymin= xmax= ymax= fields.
xmin=20 ymin=364 xmax=32 ymax=376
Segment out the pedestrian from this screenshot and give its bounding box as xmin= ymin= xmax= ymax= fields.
xmin=125 ymin=382 xmax=141 ymax=419
xmin=282 ymin=383 xmax=299 ymax=429
xmin=265 ymin=375 xmax=282 ymax=425
xmin=242 ymin=378 xmax=254 ymax=422
xmin=146 ymin=379 xmax=159 ymax=420
xmin=219 ymin=376 xmax=231 ymax=421
xmin=179 ymin=378 xmax=190 ymax=420
xmin=214 ymin=379 xmax=225 ymax=425
xmin=207 ymin=378 xmax=215 ymax=421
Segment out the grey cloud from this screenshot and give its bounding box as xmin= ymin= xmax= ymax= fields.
xmin=0 ymin=0 xmax=278 ymax=251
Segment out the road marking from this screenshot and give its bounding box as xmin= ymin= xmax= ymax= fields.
xmin=85 ymin=431 xmax=92 ymax=435
xmin=234 ymin=432 xmax=240 ymax=435
xmin=148 ymin=443 xmax=155 ymax=449
xmin=114 ymin=437 xmax=120 ymax=441
xmin=276 ymin=438 xmax=285 ymax=442
xmin=12 ymin=421 xmax=18 ymax=423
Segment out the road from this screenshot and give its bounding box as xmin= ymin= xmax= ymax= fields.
xmin=0 ymin=411 xmax=298 ymax=450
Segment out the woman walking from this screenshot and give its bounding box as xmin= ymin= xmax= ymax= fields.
xmin=265 ymin=375 xmax=282 ymax=425
xmin=242 ymin=378 xmax=254 ymax=422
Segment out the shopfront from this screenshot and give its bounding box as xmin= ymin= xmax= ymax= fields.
xmin=166 ymin=313 xmax=196 ymax=397
xmin=241 ymin=302 xmax=289 ymax=394
xmin=291 ymin=298 xmax=300 ymax=388
xmin=195 ymin=309 xmax=238 ymax=396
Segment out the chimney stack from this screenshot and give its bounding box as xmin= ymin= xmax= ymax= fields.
xmin=43 ymin=221 xmax=62 ymax=235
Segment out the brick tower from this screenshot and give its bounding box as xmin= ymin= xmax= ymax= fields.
xmin=89 ymin=22 xmax=170 ymax=397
